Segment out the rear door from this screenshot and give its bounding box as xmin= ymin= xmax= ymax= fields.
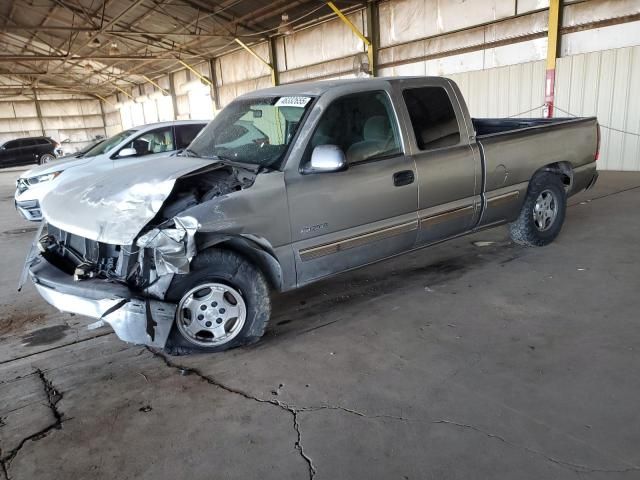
xmin=174 ymin=123 xmax=206 ymax=152
xmin=18 ymin=139 xmax=38 ymax=165
xmin=396 ymin=80 xmax=480 ymax=245
xmin=286 ymin=89 xmax=418 ymax=286
xmin=0 ymin=140 xmax=22 ymax=167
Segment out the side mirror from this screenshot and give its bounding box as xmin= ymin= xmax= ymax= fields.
xmin=308 ymin=145 xmax=347 ymax=173
xmin=117 ymin=147 xmax=137 ymax=158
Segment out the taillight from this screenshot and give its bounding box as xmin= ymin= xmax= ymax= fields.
xmin=594 ymin=123 xmax=600 ymax=161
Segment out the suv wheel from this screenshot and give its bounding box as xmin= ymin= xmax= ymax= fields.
xmin=39 ymin=154 xmax=55 ymax=165
xmin=164 ymin=248 xmax=271 ymax=355
xmin=509 ymin=172 xmax=567 ymax=246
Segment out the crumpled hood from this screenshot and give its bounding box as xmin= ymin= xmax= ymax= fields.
xmin=19 ymin=155 xmax=95 ymax=179
xmin=40 ymin=155 xmax=215 ymax=245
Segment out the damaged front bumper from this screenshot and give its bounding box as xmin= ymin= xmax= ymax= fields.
xmin=28 ymin=256 xmax=176 ymax=348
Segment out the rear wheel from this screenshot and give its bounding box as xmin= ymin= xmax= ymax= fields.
xmin=509 ymin=172 xmax=566 ymax=246
xmin=164 ymin=248 xmax=271 ymax=355
xmin=39 ymin=154 xmax=55 ymax=165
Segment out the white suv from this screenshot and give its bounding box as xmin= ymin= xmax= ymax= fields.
xmin=15 ymin=120 xmax=207 ymax=221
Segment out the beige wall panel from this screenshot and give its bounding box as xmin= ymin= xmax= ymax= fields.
xmin=446 ymin=60 xmax=545 ymax=118
xmin=0 ymin=104 xmax=15 ymax=119
xmin=556 ymin=46 xmax=640 ymax=171
xmin=218 ymin=42 xmax=271 ymax=84
xmin=561 ymin=21 xmax=640 ymax=56
xmin=217 ymin=76 xmax=272 ymax=107
xmin=517 ymin=0 xmax=549 ymax=14
xmin=0 ymin=117 xmax=41 ymax=133
xmin=12 ymin=102 xmax=37 ymax=118
xmin=280 ymin=57 xmax=356 ymax=84
xmin=379 ymin=0 xmax=516 ymax=47
xmin=282 ymin=12 xmax=365 ymax=70
xmin=173 ymin=70 xmax=188 ymax=91
xmin=176 ymin=94 xmax=191 ymax=119
xmin=563 ymin=0 xmax=640 ymax=27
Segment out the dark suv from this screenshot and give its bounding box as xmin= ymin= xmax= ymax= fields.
xmin=0 ymin=137 xmax=63 ymax=167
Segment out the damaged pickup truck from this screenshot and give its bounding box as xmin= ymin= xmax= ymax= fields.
xmin=23 ymin=77 xmax=600 ymax=354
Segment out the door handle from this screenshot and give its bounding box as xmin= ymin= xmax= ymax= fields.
xmin=393 ymin=170 xmax=415 ymax=187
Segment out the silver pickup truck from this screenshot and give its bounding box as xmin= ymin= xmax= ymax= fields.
xmin=24 ymin=77 xmax=599 ymax=354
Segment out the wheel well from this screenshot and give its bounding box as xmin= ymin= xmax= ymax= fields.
xmin=195 ymin=233 xmax=283 ymax=291
xmin=539 ymin=162 xmax=573 ymax=190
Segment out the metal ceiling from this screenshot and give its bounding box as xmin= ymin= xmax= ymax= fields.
xmin=0 ymin=0 xmax=360 ymax=96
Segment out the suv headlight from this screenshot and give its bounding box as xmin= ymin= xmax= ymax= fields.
xmin=27 ymin=171 xmax=62 ymax=185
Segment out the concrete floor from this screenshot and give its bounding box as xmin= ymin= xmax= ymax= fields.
xmin=1 ymin=168 xmax=639 ymax=480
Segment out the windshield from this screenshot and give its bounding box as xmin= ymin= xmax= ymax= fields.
xmin=77 ymin=139 xmax=105 ymax=156
xmin=187 ymin=96 xmax=313 ymax=168
xmin=83 ymin=130 xmax=137 ymax=158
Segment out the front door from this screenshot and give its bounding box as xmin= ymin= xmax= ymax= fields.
xmin=286 ymin=90 xmax=418 ymax=286
xmin=112 ymin=126 xmax=177 ymax=166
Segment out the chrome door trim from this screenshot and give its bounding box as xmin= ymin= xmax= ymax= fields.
xmin=299 ymin=219 xmax=418 ymax=262
xmin=419 ymin=205 xmax=474 ymax=228
xmin=487 ymin=190 xmax=520 ymax=206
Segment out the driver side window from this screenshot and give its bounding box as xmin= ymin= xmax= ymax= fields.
xmin=122 ymin=127 xmax=175 ymax=157
xmin=309 ymin=91 xmax=402 ymax=164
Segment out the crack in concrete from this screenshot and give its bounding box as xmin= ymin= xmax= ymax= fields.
xmin=146 ymin=347 xmax=407 ymax=480
xmin=0 ymin=369 xmax=65 ymax=480
xmin=433 ymin=419 xmax=640 ymax=474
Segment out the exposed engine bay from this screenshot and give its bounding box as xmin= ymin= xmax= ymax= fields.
xmin=33 ymin=162 xmax=258 ymax=299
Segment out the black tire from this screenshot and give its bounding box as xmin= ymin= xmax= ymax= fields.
xmin=164 ymin=248 xmax=271 ymax=355
xmin=39 ymin=154 xmax=55 ymax=165
xmin=509 ymin=172 xmax=566 ymax=247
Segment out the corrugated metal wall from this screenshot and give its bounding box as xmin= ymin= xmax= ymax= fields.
xmin=556 ymin=46 xmax=640 ymax=171
xmin=445 ymin=60 xmax=546 ymax=118
xmin=0 ymin=93 xmax=111 ymax=153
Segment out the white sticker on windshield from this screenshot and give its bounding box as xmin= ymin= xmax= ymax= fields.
xmin=275 ymin=96 xmax=311 ymax=108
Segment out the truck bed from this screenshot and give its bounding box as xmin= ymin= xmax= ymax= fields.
xmin=473 ymin=117 xmax=581 ymax=137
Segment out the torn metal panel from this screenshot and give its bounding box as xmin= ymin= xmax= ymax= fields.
xmin=39 ymin=156 xmax=214 ymax=245
xmin=136 ymin=215 xmax=199 ymax=276
xmin=33 ymin=282 xmax=175 ymax=348
xmin=17 ymin=220 xmax=45 ymax=291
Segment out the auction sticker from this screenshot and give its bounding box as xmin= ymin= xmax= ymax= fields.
xmin=275 ymin=96 xmax=311 ymax=108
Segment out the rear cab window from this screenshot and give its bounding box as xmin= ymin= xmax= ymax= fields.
xmin=402 ymin=87 xmax=461 ymax=150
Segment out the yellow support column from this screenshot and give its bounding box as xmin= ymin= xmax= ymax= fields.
xmin=142 ymin=75 xmax=171 ymax=96
xmin=94 ymin=93 xmax=115 ymax=107
xmin=234 ymin=38 xmax=278 ymax=86
xmin=113 ymin=84 xmax=134 ymax=100
xmin=177 ymin=59 xmax=213 ymax=87
xmin=327 ymin=1 xmax=374 ymax=76
xmin=545 ymin=0 xmax=561 ymax=118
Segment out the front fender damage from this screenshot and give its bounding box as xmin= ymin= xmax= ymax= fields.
xmin=25 ymin=162 xmax=267 ymax=348
xmin=136 ymin=215 xmax=199 ymax=276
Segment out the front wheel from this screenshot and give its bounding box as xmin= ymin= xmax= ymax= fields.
xmin=509 ymin=172 xmax=567 ymax=246
xmin=39 ymin=154 xmax=55 ymax=165
xmin=164 ymin=248 xmax=271 ymax=355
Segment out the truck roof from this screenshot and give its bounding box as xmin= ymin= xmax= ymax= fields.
xmin=241 ymin=76 xmax=453 ymax=99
